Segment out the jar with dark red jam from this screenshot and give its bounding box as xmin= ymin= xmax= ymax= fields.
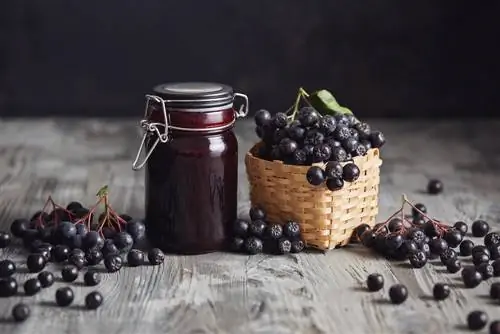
xmin=132 ymin=82 xmax=248 ymax=254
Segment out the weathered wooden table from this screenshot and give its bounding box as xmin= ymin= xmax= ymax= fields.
xmin=0 ymin=119 xmax=499 ymax=334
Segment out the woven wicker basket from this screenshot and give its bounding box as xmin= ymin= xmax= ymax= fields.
xmin=245 ymin=142 xmax=383 ymax=251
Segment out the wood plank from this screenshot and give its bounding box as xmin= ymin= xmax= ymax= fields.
xmin=0 ymin=119 xmax=498 ymax=334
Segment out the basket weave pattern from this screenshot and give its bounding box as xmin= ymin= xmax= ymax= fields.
xmin=245 ymin=143 xmax=383 ymax=251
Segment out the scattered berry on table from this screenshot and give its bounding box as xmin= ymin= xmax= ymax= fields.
xmin=84 ymin=270 xmax=101 ymax=286
xmin=233 ymin=219 xmax=250 ymax=237
xmin=244 ymin=237 xmax=263 ymax=255
xmin=472 ymin=220 xmax=490 ymax=237
xmin=472 ymin=245 xmax=490 ymax=257
xmin=148 ymin=248 xmax=165 ymax=265
xmin=277 ymin=238 xmax=292 ymax=254
xmin=51 ymin=244 xmax=71 ymax=263
xmin=267 ymin=224 xmax=283 ymax=240
xmin=0 ymin=232 xmax=11 ymax=248
xmin=467 ymin=310 xmax=488 ymax=330
xmin=472 ymin=252 xmax=490 ymax=266
xmin=85 ymin=248 xmax=104 ymax=266
xmin=61 ymin=265 xmax=79 ymax=282
xmin=283 ymin=221 xmax=301 ymax=239
xmin=446 ymin=259 xmax=462 ymax=273
xmin=477 ymin=262 xmax=494 ymax=280
xmin=462 ymin=267 xmax=483 ymax=288
xmin=27 ymin=253 xmax=46 ymax=273
xmin=127 ymin=249 xmax=144 ymax=267
xmin=249 ymin=220 xmax=267 ymax=237
xmin=0 ymin=260 xmax=16 ymax=278
xmin=23 ymin=278 xmax=42 ymax=296
xmin=453 ymin=221 xmax=468 ymax=235
xmin=85 ymin=291 xmax=104 ymax=310
xmin=440 ymin=248 xmax=457 ymax=266
xmin=460 ymin=240 xmax=474 ymax=256
xmin=443 ymin=229 xmax=463 ymax=248
xmin=429 ymin=238 xmax=448 ymax=256
xmin=10 ymin=218 xmax=29 ymax=238
xmin=433 ymin=283 xmax=450 ymax=300
xmin=490 ymin=282 xmax=500 ymax=299
xmin=290 ymin=240 xmax=305 ymax=253
xmin=484 ymin=232 xmax=500 ymax=249
xmin=69 ymin=253 xmax=86 ymax=269
xmin=366 ymin=273 xmax=384 ymax=292
xmin=55 ymin=287 xmax=74 ymax=307
xmin=38 ymin=271 xmax=54 ymax=288
xmin=12 ymin=303 xmax=30 ymax=322
xmin=389 ymin=284 xmax=408 ymax=304
xmin=427 ymin=179 xmax=443 ymax=195
xmin=490 ymin=321 xmax=500 ymax=334
xmin=409 ymin=251 xmax=428 ymax=268
xmin=0 ymin=277 xmax=18 ymax=297
xmin=306 ymin=166 xmax=325 ymax=186
xmin=104 ymin=254 xmax=123 ymax=273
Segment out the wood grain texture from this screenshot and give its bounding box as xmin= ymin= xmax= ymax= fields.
xmin=0 ymin=118 xmax=499 ymax=334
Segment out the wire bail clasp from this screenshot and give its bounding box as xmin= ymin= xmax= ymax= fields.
xmin=234 ymin=93 xmax=249 ymax=118
xmin=131 ymin=95 xmax=170 ymax=171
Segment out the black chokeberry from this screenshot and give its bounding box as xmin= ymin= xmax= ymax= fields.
xmin=490 ymin=321 xmax=500 ymax=334
xmin=85 ymin=291 xmax=104 ymax=310
xmin=12 ymin=303 xmax=30 ymax=322
xmin=453 ymin=221 xmax=468 ymax=235
xmin=446 ymin=259 xmax=461 ymax=273
xmin=319 ymin=115 xmax=337 ymax=134
xmin=462 ymin=267 xmax=483 ymax=288
xmin=126 ymin=221 xmax=146 ymax=243
xmin=472 ymin=220 xmax=490 ymax=237
xmin=473 ymin=252 xmax=490 ymax=266
xmin=369 ymin=131 xmax=385 ymax=148
xmin=292 ymin=149 xmax=308 ymax=165
xmin=409 ymin=251 xmax=428 ymax=268
xmin=354 ymin=122 xmax=371 ymax=140
xmin=467 ymin=310 xmax=488 ymax=330
xmin=361 ymin=231 xmax=377 ymax=248
xmin=298 ymin=107 xmax=319 ymax=127
xmin=267 ymin=224 xmax=283 ymax=240
xmin=354 ymin=224 xmax=371 ymax=241
xmin=334 ymin=126 xmax=351 ymax=141
xmin=127 ymin=249 xmax=144 ymax=267
xmin=283 ymin=221 xmax=301 ymax=239
xmin=389 ymin=284 xmax=408 ymax=304
xmin=254 ymin=109 xmax=272 ymax=127
xmin=312 ymin=143 xmax=331 ymax=162
xmin=407 ymin=228 xmax=426 ymax=246
xmin=385 ymin=234 xmax=404 ymax=251
xmin=66 ymin=201 xmax=83 ymax=212
xmin=0 ymin=277 xmax=18 ymax=297
xmin=148 ymin=248 xmax=165 ymax=265
xmin=55 ymin=287 xmax=74 ymax=307
xmin=85 ymin=248 xmax=104 ymax=266
xmin=427 ymin=179 xmax=443 ymax=195
xmin=477 ymin=263 xmax=494 ymax=280
xmin=433 ymin=283 xmax=450 ymax=300
xmin=102 ymin=240 xmax=119 ymax=258
xmin=83 ymin=231 xmax=105 ymax=251
xmin=440 ymin=248 xmax=457 ymax=265
xmin=279 ymin=138 xmax=298 ymax=156
xmin=113 ymin=232 xmax=133 ymax=252
xmin=342 ymin=137 xmax=359 ymax=154
xmin=104 ymin=254 xmax=123 ymax=273
xmin=84 ymin=271 xmax=101 ymax=286
xmin=330 ymin=146 xmax=348 ymax=162
xmin=460 ymin=239 xmax=474 ymax=256
xmin=249 ymin=207 xmax=266 ymax=222
xmin=61 ymin=265 xmax=79 ymax=282
xmin=244 ymin=237 xmax=263 ymax=254
xmin=412 ymin=216 xmax=426 ymax=226
xmin=484 ymin=232 xmax=500 ymax=249
xmin=399 ymin=240 xmax=419 ymax=258
xmin=69 ymin=254 xmax=86 ymax=269
xmin=233 ymin=219 xmax=250 ymax=237
xmin=10 ymin=218 xmax=29 ymax=238
xmin=326 ymin=178 xmax=343 ymax=191
xmin=472 ymin=245 xmax=490 ymax=257
xmin=429 ymin=238 xmax=448 ymax=256
xmin=423 ymin=222 xmax=439 ymax=238
xmin=366 ymin=273 xmax=384 ymax=292
xmin=325 ymin=161 xmax=343 ymax=179
xmin=342 ymin=163 xmax=360 ymax=182
xmin=493 ymin=259 xmax=500 ymax=276
xmin=0 ymin=260 xmax=16 ymax=278
xmin=443 ymin=229 xmax=463 ymax=248
xmin=288 ymin=125 xmax=306 ymax=142
xmin=335 ymin=114 xmax=350 ymax=127
xmin=0 ymin=232 xmax=11 ymax=248
xmin=490 ymin=282 xmax=500 ymax=299
xmin=24 ymin=278 xmax=42 ymax=296
xmin=52 ymin=244 xmax=71 ymax=262
xmin=388 ymin=218 xmax=404 ymax=232
xmin=304 ymin=129 xmax=324 ymax=146
xmin=272 ymin=112 xmax=288 ymax=128
xmin=306 ymin=166 xmax=325 ymax=186
xmin=230 ymin=237 xmax=245 ymax=252
xmin=291 ymin=240 xmax=305 ymax=253
xmin=38 ymin=271 xmax=54 ymax=288
xmin=57 ymin=221 xmax=77 ymax=242
xmin=412 ymin=203 xmax=427 ymax=218
xmin=249 ymin=220 xmax=267 ymax=237
xmin=277 ymin=238 xmax=292 ymax=254
xmin=27 ymin=253 xmax=46 ymax=273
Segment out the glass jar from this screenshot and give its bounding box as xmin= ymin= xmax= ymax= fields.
xmin=132 ymin=82 xmax=248 ymax=254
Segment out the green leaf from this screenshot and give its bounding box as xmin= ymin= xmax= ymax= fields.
xmin=96 ymin=185 xmax=109 ymax=197
xmin=309 ymin=89 xmax=353 ymax=116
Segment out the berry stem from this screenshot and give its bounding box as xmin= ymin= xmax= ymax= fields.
xmin=288 ymin=87 xmax=310 ymax=121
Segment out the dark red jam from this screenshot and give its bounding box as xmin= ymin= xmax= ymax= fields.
xmin=132 ymin=82 xmax=248 ymax=254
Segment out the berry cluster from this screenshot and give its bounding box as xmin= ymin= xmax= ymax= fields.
xmin=230 ymin=207 xmax=305 ymax=255
xmin=0 ymin=186 xmax=165 ymax=322
xmin=358 ymin=194 xmax=500 ymax=331
xmin=253 ymin=90 xmax=385 ymax=192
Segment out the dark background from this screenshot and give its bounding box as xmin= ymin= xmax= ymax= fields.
xmin=0 ymin=1 xmax=498 ymax=118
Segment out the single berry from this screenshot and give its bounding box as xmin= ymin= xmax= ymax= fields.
xmin=477 ymin=263 xmax=494 ymax=280
xmin=0 ymin=277 xmax=18 ymax=297
xmin=127 ymin=249 xmax=144 ymax=267
xmin=61 ymin=265 xmax=79 ymax=282
xmin=230 ymin=237 xmax=245 ymax=252
xmin=287 ymin=125 xmax=306 ymax=142
xmin=10 ymin=218 xmax=29 ymax=238
xmin=361 ymin=231 xmax=377 ymax=248
xmin=85 ymin=248 xmax=104 ymax=266
xmin=342 ymin=163 xmax=360 ymax=182
xmin=57 ymin=221 xmax=77 ymax=242
xmin=342 ymin=137 xmax=359 ymax=154
xmin=148 ymin=248 xmax=165 ymax=265
xmin=306 ymin=166 xmax=325 ymax=186
xmin=12 ymin=303 xmax=30 ymax=322
xmin=388 ymin=218 xmax=404 ymax=232
xmin=27 ymin=253 xmax=46 ymax=273
xmin=462 ymin=267 xmax=483 ymax=288
xmin=325 ymin=161 xmax=343 ymax=179
xmin=279 ymin=138 xmax=298 ymax=156
xmin=427 ymin=179 xmax=443 ymax=195
xmin=249 ymin=207 xmax=266 ymax=221
xmin=254 ymin=109 xmax=272 ymax=127
xmin=51 ymin=244 xmax=71 ymax=262
xmin=354 ymin=122 xmax=371 ymax=140
xmin=291 ymin=240 xmax=305 ymax=253
xmin=334 ymin=126 xmax=351 ymax=141
xmin=312 ymin=143 xmax=332 ymax=162
xmin=298 ymin=107 xmax=320 ymax=127
xmin=83 ymin=231 xmax=105 ymax=250
xmin=453 ymin=221 xmax=468 ymax=235
xmin=389 ymin=284 xmax=408 ymax=304
xmin=467 ymin=310 xmax=488 ymax=330
xmin=0 ymin=232 xmax=11 ymax=248
xmin=473 ymin=252 xmax=490 ymax=266
xmin=440 ymin=248 xmax=457 ymax=265
xmin=113 ymin=232 xmax=134 ymax=251
xmin=304 ymin=129 xmax=324 ymax=146
xmin=444 ymin=229 xmax=463 ymax=248
xmin=277 ymin=238 xmax=292 ymax=254
xmin=104 ymin=254 xmax=123 ymax=273
xmin=490 ymin=282 xmax=500 ymax=299
xmin=412 ymin=203 xmax=427 ymax=218
xmin=399 ymin=240 xmax=419 ymax=258
xmin=490 ymin=321 xmax=500 ymax=334
xmin=69 ymin=254 xmax=86 ymax=269
xmin=446 ymin=259 xmax=461 ymax=273
xmin=66 ymin=201 xmax=83 ymax=212
xmin=249 ymin=220 xmax=267 ymax=237
xmin=472 ymin=245 xmax=490 ymax=257
xmin=490 ymin=245 xmax=500 ymax=260
xmin=0 ymin=260 xmax=16 ymax=278
xmin=283 ymin=221 xmax=301 ymax=239
xmin=84 ymin=271 xmax=101 ymax=286
xmin=292 ymin=149 xmax=308 ymax=165
xmin=55 ymin=287 xmax=74 ymax=307
xmin=460 ymin=239 xmax=474 ymax=256
xmin=326 ymin=178 xmax=344 ymax=191
xmin=126 ymin=221 xmax=146 ymax=243
xmin=412 ymin=216 xmax=426 ymax=226
xmin=354 ymin=224 xmax=371 ymax=241
xmin=409 ymin=251 xmax=428 ymax=268
xmin=407 ymin=228 xmax=426 ymax=246
xmin=385 ymin=234 xmax=404 ymax=251
xmin=335 ymin=114 xmax=350 ymax=127
xmin=102 ymin=239 xmax=119 ymax=258
xmin=366 ymin=273 xmax=384 ymax=292
xmin=38 ymin=271 xmax=54 ymax=288
xmin=433 ymin=283 xmax=450 ymax=300
xmin=429 ymin=238 xmax=448 ymax=256
xmin=233 ymin=219 xmax=250 ymax=237
xmin=119 ymin=213 xmax=133 ymax=223
xmin=23 ymin=278 xmax=42 ymax=296
xmin=35 ymin=248 xmax=51 ymax=263
xmin=472 ymin=220 xmax=490 ymax=237
xmin=267 ymin=224 xmax=283 ymax=240
xmin=244 ymin=237 xmax=263 ymax=255
xmin=369 ymin=131 xmax=385 ymax=148
xmin=484 ymin=232 xmax=500 ymax=249
xmin=85 ymin=291 xmax=104 ymax=310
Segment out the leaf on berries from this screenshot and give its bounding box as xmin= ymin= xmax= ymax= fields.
xmin=309 ymin=90 xmax=353 ymax=116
